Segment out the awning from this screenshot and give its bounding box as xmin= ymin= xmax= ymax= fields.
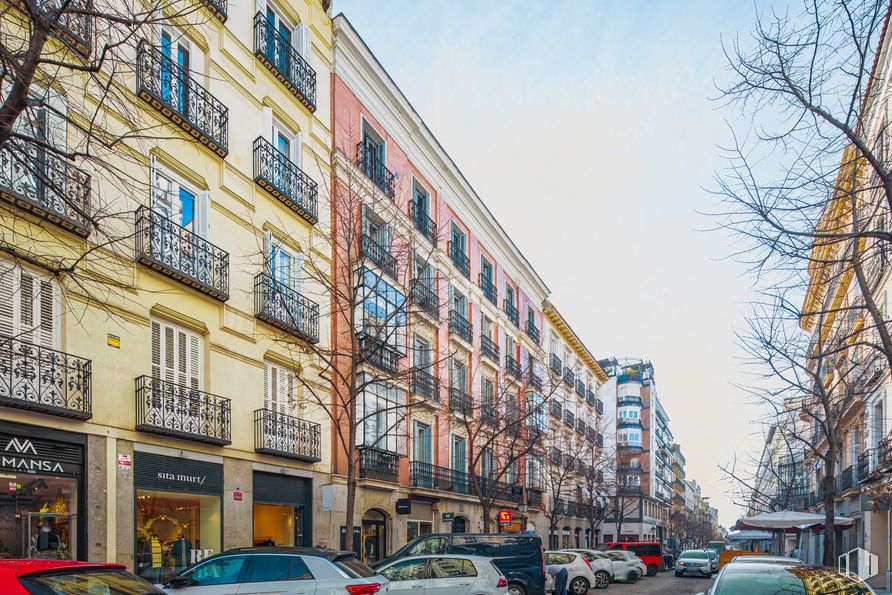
xmin=733 ymin=510 xmax=855 ymax=531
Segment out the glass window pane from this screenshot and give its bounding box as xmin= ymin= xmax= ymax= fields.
xmin=289 ymin=557 xmax=313 ymax=580
xmin=381 ymin=559 xmax=427 ymax=581
xmin=430 ymin=558 xmax=477 ymax=578
xmin=246 ymin=555 xmax=293 ymax=582
xmin=187 ymin=555 xmax=247 ymax=586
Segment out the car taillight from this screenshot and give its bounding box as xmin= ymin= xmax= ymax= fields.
xmin=582 ymin=556 xmax=592 ymax=570
xmin=345 ymin=585 xmax=380 ymax=595
xmin=497 ymin=577 xmax=508 ymax=588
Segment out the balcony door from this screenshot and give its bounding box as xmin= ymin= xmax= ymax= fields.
xmin=450 ymin=223 xmax=466 ymax=255
xmin=451 ymin=435 xmax=467 ymax=493
xmin=413 ymin=421 xmax=432 ymax=465
xmin=263 ymin=362 xmax=300 ymax=453
xmin=413 ymin=179 xmax=429 ymax=217
xmin=150 ymin=162 xmax=211 ymax=282
xmin=159 ymin=27 xmax=191 ymax=115
xmin=362 ymin=126 xmax=386 ymax=185
xmin=264 ymin=5 xmax=291 ymax=74
xmin=149 ymin=319 xmax=204 ymax=434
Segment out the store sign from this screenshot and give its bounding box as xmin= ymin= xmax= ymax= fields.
xmin=498 ymin=510 xmax=513 ymax=526
xmin=134 ymin=452 xmax=223 ymax=494
xmin=233 ymin=491 xmax=242 ymax=501
xmin=442 ymin=512 xmax=455 ymax=522
xmin=0 ymin=433 xmax=82 ymax=475
xmin=396 ymin=499 xmax=411 ymax=515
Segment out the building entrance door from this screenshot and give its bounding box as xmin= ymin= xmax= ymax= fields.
xmin=361 ymin=509 xmax=387 ymax=565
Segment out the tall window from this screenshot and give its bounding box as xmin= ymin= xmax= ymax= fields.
xmin=482 ymin=377 xmax=495 ymax=409
xmin=451 ymin=435 xmax=467 ymax=473
xmin=264 ymin=232 xmax=303 ymax=292
xmin=413 ymin=335 xmax=431 ymax=370
xmin=264 ymin=361 xmax=298 ymax=415
xmin=159 ymin=26 xmax=192 ymax=110
xmin=481 ymin=448 xmax=495 ymax=478
xmin=413 ymin=253 xmax=433 ymax=285
xmin=450 ymin=222 xmax=466 ymax=254
xmin=151 ymin=319 xmax=202 ymax=389
xmin=527 ymin=392 xmax=546 ymax=430
xmin=481 ymin=257 xmax=493 ymax=284
xmin=452 ymin=287 xmax=467 ymax=315
xmin=356 ymin=375 xmax=405 ymax=453
xmin=505 ymin=283 xmax=516 ymax=307
xmin=451 ymin=358 xmax=468 ymax=392
xmin=355 ymin=268 xmax=407 ymax=353
xmin=526 ymin=457 xmax=543 ymax=489
xmin=481 ymin=316 xmax=492 ymax=339
xmin=264 ymin=3 xmax=291 ymax=73
xmin=363 ymin=208 xmax=392 ymax=252
xmin=0 ymin=261 xmax=57 ymax=348
xmin=413 ymin=178 xmax=429 ymax=215
xmin=413 ymin=421 xmax=432 ymax=464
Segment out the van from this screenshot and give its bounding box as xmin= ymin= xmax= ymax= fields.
xmin=372 ymin=533 xmax=545 ymax=595
xmin=601 ymin=541 xmax=664 ymax=576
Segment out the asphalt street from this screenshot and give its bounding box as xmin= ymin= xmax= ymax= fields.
xmin=602 ymin=571 xmax=715 ymax=594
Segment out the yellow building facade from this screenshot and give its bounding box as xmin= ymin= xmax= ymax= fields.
xmin=0 ymin=0 xmax=333 ymax=578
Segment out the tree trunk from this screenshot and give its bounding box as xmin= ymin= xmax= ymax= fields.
xmin=482 ymin=502 xmax=491 ymax=533
xmin=822 ymin=463 xmax=836 ymax=567
xmin=345 ymin=445 xmax=357 ymax=554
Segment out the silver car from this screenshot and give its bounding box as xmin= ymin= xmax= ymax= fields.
xmin=674 ymin=549 xmax=712 ymax=578
xmin=703 ymin=549 xmax=719 ymax=573
xmin=544 ymin=551 xmax=598 ymax=594
xmin=377 ymin=554 xmax=508 ymax=594
xmin=160 ymin=547 xmax=387 ymax=594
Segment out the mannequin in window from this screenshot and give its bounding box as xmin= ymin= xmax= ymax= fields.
xmin=139 ymin=530 xmax=163 ymax=583
xmin=35 ymin=522 xmax=60 ymax=553
xmin=171 ymin=533 xmax=192 ymax=571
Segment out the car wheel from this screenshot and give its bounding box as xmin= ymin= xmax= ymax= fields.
xmin=507 ymin=583 xmax=526 ymax=595
xmin=569 ymin=576 xmax=589 ymax=594
xmin=675 ymin=571 xmax=682 ymax=577
xmin=594 ymin=570 xmax=610 ymax=589
xmin=628 ymin=571 xmax=638 ymax=581
xmin=647 ymin=564 xmax=658 ymax=577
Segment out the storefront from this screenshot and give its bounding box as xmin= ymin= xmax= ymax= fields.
xmin=133 ymin=452 xmax=223 ymax=584
xmin=361 ymin=509 xmax=388 ymax=566
xmin=0 ymin=422 xmax=86 ymax=561
xmin=252 ymin=472 xmax=312 ymax=548
xmin=406 ymin=501 xmax=433 ymax=544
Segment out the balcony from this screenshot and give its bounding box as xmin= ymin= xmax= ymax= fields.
xmin=449 ymin=387 xmax=472 ymax=414
xmin=448 ymin=242 xmax=470 ymax=279
xmin=254 ymin=409 xmax=321 ymax=461
xmin=550 ymin=353 xmax=563 ymax=375
xmin=409 ymin=279 xmax=439 ymax=320
xmin=200 ymin=0 xmax=227 ymax=21
xmin=254 ymin=273 xmax=319 ymax=343
xmin=361 ymin=234 xmax=398 ymax=280
xmin=253 ymin=12 xmax=316 ymax=111
xmin=411 ymin=369 xmax=438 ymax=401
xmin=355 ymin=142 xmax=395 ymax=199
xmin=618 ymin=418 xmax=644 ymax=429
xmin=576 ymin=418 xmax=586 ymax=435
xmin=550 ymin=401 xmax=562 ymax=418
xmin=564 ymin=368 xmax=575 ymax=387
xmin=595 ymin=399 xmax=604 ymax=415
xmin=526 ymin=320 xmax=540 ymax=344
xmin=481 ymin=404 xmax=498 ymax=427
xmin=586 ymin=427 xmax=597 ymax=443
xmin=135 ymin=206 xmax=229 ymax=301
xmin=449 ymin=309 xmax=473 ymax=344
xmin=529 ymin=369 xmax=543 ymax=390
xmin=359 ymin=335 xmax=402 ymax=375
xmin=136 ymin=41 xmax=229 ymax=158
xmin=479 ymin=274 xmax=498 ymax=306
xmin=253 ymin=136 xmax=318 ymax=225
xmin=503 ymin=299 xmax=519 ymax=327
xmin=0 ymin=337 xmax=91 ymax=419
xmin=359 ymin=448 xmax=399 ymax=483
xmin=410 ymin=461 xmax=470 ymax=494
xmin=618 ymin=395 xmax=643 ymax=407
xmin=858 ymin=449 xmax=877 ymax=483
xmin=576 ymin=380 xmax=586 ymax=397
xmin=838 ymin=465 xmax=855 ymax=493
xmin=480 ymin=335 xmax=500 ymax=363
xmin=46 ymin=0 xmax=93 ymax=56
xmin=411 ymin=202 xmax=437 ymax=246
xmin=506 ymin=355 xmax=521 ymax=379
xmin=527 ymin=487 xmax=543 ymax=508
xmin=476 ymin=475 xmax=523 ymax=503
xmin=0 ymin=138 xmax=91 ymax=237
xmin=564 ymin=409 xmax=575 ymax=428
xmin=135 ymin=375 xmax=231 ymax=445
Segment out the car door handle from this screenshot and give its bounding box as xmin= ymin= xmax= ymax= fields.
xmin=411 ymin=583 xmax=424 ymax=588
xmin=456 ymin=582 xmax=471 ymax=585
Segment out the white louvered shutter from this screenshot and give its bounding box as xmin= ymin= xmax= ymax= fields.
xmin=292 ymin=251 xmax=304 ymax=295
xmin=151 ymin=320 xmax=162 ymax=380
xmin=151 ymin=320 xmax=201 ymax=390
xmin=45 ymin=90 xmax=68 ymax=150
xmin=195 ymin=191 xmax=211 ymax=239
xmin=189 ymin=41 xmax=205 ymax=89
xmin=263 ymin=231 xmax=273 ymax=276
xmin=291 ymin=24 xmax=302 ymax=60
xmin=298 ymin=23 xmax=310 ymax=59
xmin=292 ymin=131 xmax=303 ymax=170
xmin=0 ymin=263 xmax=15 ymax=338
xmin=151 ymin=163 xmax=177 ymax=221
xmin=255 ymin=0 xmax=266 ymax=18
xmin=263 ymin=107 xmax=273 ymax=144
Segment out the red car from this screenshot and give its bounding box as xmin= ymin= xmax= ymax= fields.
xmin=601 ymin=542 xmax=664 ymax=577
xmin=0 ymin=559 xmax=163 ymax=594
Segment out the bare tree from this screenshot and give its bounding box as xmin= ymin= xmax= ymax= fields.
xmin=539 ymin=418 xmax=587 ymax=548
xmin=578 ymin=433 xmax=613 ymax=546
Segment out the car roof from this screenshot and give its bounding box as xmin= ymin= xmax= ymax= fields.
xmin=730 ymin=556 xmax=803 ymax=564
xmin=220 ymin=547 xmax=358 ymax=559
xmin=0 ymin=560 xmax=126 ymax=578
xmin=384 ymin=554 xmax=491 ymax=562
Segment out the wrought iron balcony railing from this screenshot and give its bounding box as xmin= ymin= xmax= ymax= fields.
xmin=503 ymin=299 xmax=519 ymax=327
xmin=361 ymin=234 xmax=398 ymax=279
xmin=410 ymin=461 xmax=470 ymax=494
xmin=254 ymin=408 xmax=321 ymax=461
xmin=136 ymin=41 xmax=229 ymax=158
xmin=448 ymin=241 xmax=471 ymax=279
xmin=550 ymin=400 xmax=562 ymax=418
xmin=449 ymin=386 xmax=472 ymax=413
xmin=526 ymin=319 xmax=540 ymax=344
xmin=359 ymin=448 xmax=399 ymax=482
xmin=506 ymin=355 xmax=521 ymax=378
xmin=576 ymin=418 xmax=586 ymax=435
xmin=45 ymin=0 xmax=93 ymax=56
xmin=587 ymin=388 xmax=596 ymax=406
xmin=0 ymin=336 xmax=91 ymax=419
xmin=135 ymin=205 xmax=229 ymax=300
xmin=449 ymin=309 xmax=473 ymax=343
xmin=411 ymin=201 xmax=437 ymax=246
xmin=479 ymin=274 xmax=497 ymax=305
xmin=480 ymin=335 xmax=500 ymax=363
xmin=838 ymin=465 xmax=855 ymax=492
xmin=596 ymin=399 xmax=604 ymax=414
xmin=254 ymin=273 xmax=319 ymax=343
xmin=481 ymin=404 xmax=498 ymax=426
xmin=359 ymin=335 xmax=401 ymax=375
xmin=527 ymin=487 xmax=543 ymax=508
xmin=253 ymin=12 xmax=316 ymax=111
xmin=409 ymin=279 xmax=439 ymax=320
xmin=586 ymin=427 xmax=597 ymax=443
xmin=564 ymin=409 xmax=575 ymax=428
xmin=355 ymin=142 xmax=395 ymax=199
xmin=135 ymin=375 xmax=231 ymax=445
xmin=550 ymin=353 xmax=563 ymax=375
xmin=529 ymin=369 xmax=543 ymax=390
xmin=200 ymin=0 xmax=227 ymax=21
xmin=411 ymin=368 xmax=438 ymax=401
xmin=564 ymin=368 xmax=575 ymax=386
xmin=575 ymin=380 xmax=586 ymax=397
xmin=253 ymin=136 xmax=318 ymax=225
xmin=0 ymin=138 xmax=91 ymax=237
xmin=475 ymin=475 xmax=524 ymax=503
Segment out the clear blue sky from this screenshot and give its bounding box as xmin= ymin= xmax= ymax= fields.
xmin=334 ymin=0 xmax=770 ymax=527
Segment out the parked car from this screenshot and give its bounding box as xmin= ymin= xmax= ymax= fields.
xmin=703 ymin=548 xmax=719 ymax=573
xmin=706 ymin=541 xmax=727 ymax=556
xmin=374 ymin=533 xmax=545 ymax=595
xmin=602 ymin=550 xmax=643 ymax=582
xmin=600 ymin=541 xmax=663 ymax=576
xmin=560 ymin=549 xmax=613 ymax=589
xmin=674 ymin=549 xmax=712 ymax=578
xmin=728 ymin=555 xmax=803 ymax=565
xmin=160 ymin=547 xmax=386 ymax=594
xmin=699 ymin=561 xmax=874 ymax=594
xmin=543 ymin=551 xmax=600 ymax=594
xmin=0 ymin=560 xmax=164 ymax=594
xmin=377 ymin=554 xmax=508 ymax=595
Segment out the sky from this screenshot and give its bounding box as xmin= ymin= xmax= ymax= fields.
xmin=333 ymin=0 xmax=770 ymax=528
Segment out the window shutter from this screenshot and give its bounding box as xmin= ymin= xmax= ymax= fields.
xmin=299 ymin=23 xmax=311 ymax=59
xmin=263 ymin=231 xmax=273 ymax=276
xmin=188 ymin=331 xmax=201 ymax=390
xmin=263 ymin=107 xmax=273 ymax=144
xmin=195 ymin=191 xmax=211 ymax=239
xmin=151 ymin=321 xmax=162 ymax=380
xmin=0 ymin=263 xmax=15 ymax=338
xmin=37 ymin=279 xmax=55 ymax=349
xmin=255 ymin=0 xmax=266 ymax=18
xmin=163 ymin=324 xmax=175 ymax=383
xmin=292 ymin=131 xmax=303 ymax=169
xmin=189 ymin=41 xmax=205 ymax=89
xmin=291 ymin=24 xmax=302 ymax=57
xmin=45 ymin=90 xmax=68 ymax=150
xmin=263 ymin=363 xmax=271 ymax=410
xmin=19 ymin=272 xmax=35 ymax=344
xmin=293 ymin=251 xmax=304 ymax=294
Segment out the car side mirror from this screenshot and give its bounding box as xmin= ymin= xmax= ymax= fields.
xmin=168 ymin=575 xmax=195 ymax=589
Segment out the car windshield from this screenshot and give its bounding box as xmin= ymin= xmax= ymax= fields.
xmin=18 ymin=568 xmax=161 ymax=595
xmin=681 ymin=551 xmax=709 ymax=559
xmin=605 ymin=551 xmax=627 ymax=561
xmin=714 ymin=565 xmax=872 ymax=594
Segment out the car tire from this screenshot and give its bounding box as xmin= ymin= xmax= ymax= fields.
xmin=507 ymin=583 xmax=526 ymax=595
xmin=594 ymin=570 xmax=610 ymax=589
xmin=675 ymin=571 xmax=682 ymax=577
xmin=647 ymin=564 xmax=658 ymax=577
xmin=569 ymin=577 xmax=589 ymax=594
xmin=628 ymin=571 xmax=638 ymax=581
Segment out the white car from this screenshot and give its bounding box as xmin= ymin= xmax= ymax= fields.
xmin=602 ymin=550 xmax=643 ymax=582
xmin=560 ymin=549 xmax=613 ymax=588
xmin=544 ymin=551 xmax=598 ymax=594
xmin=377 ymin=554 xmax=508 ymax=595
xmin=160 ymin=547 xmax=387 ymax=594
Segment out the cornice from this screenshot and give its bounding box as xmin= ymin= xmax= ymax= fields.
xmin=543 ymin=300 xmax=608 ymax=382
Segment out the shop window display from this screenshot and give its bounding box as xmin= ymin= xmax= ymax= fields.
xmin=135 ymin=489 xmax=221 ymax=583
xmin=253 ymin=503 xmax=304 ymax=547
xmin=0 ymin=475 xmax=77 ymax=560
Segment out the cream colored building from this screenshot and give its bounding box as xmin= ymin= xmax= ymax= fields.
xmin=0 ymin=0 xmax=333 ymax=580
